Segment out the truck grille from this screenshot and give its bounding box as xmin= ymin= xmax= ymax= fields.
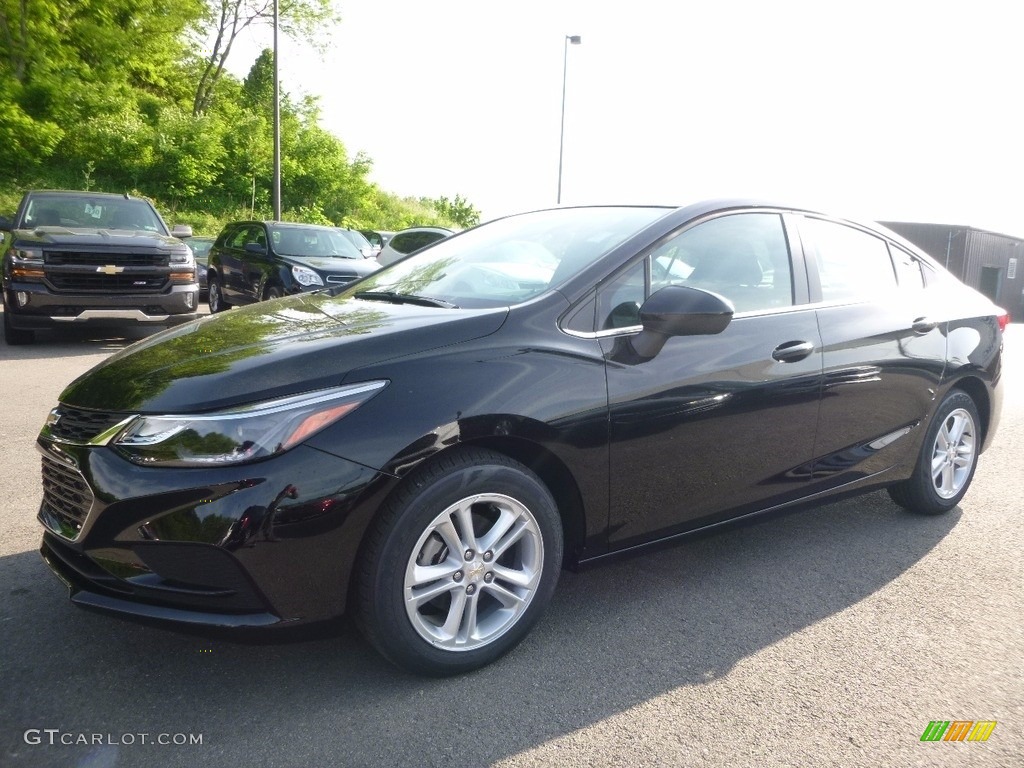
xmin=46 ymin=251 xmax=169 ymax=268
xmin=48 ymin=273 xmax=169 ymax=293
xmin=40 ymin=456 xmax=95 ymax=540
xmin=48 ymin=406 xmax=130 ymax=444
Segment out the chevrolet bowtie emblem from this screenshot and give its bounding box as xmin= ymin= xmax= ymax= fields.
xmin=97 ymin=265 xmax=124 ymax=275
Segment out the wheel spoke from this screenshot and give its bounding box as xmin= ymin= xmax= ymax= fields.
xmin=456 ymin=592 xmax=480 ymax=645
xmin=435 ymin=516 xmax=468 ymax=558
xmin=947 ymin=414 xmax=968 ymax=446
xmin=409 ymin=560 xmax=461 ymax=589
xmin=477 ymin=507 xmax=518 ymax=553
xmin=440 ymin=589 xmax=469 ymax=640
xmin=491 ymin=518 xmax=530 ymax=559
xmin=482 ymin=580 xmax=528 ymax=609
xmin=491 ymin=563 xmax=537 ymax=590
xmin=453 ymin=501 xmax=479 ymax=553
xmin=931 ymin=455 xmax=946 ymax=481
xmin=940 ymin=463 xmax=955 ymax=494
xmin=935 ymin=423 xmax=951 ymax=450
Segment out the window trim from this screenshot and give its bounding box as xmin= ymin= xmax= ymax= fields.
xmin=559 ymin=208 xmax=806 ymax=336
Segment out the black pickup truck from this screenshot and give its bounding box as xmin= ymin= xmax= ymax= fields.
xmin=1 ymin=190 xmax=198 ymax=344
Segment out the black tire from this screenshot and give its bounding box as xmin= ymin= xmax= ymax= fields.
xmin=208 ymin=276 xmax=231 ymax=313
xmin=356 ymin=447 xmax=563 ymax=676
xmin=3 ymin=303 xmax=34 ymax=345
xmin=262 ymin=285 xmax=282 ymax=301
xmin=888 ymin=389 xmax=981 ymax=515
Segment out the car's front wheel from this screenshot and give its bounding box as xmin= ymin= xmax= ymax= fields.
xmin=356 ymin=448 xmax=563 ymax=676
xmin=888 ymin=389 xmax=981 ymax=515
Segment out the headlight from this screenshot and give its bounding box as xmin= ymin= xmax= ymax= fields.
xmin=112 ymin=381 xmax=387 ymax=467
xmin=11 ymin=247 xmax=43 ymax=265
xmin=292 ymin=265 xmax=324 ymax=286
xmin=170 ymin=247 xmax=195 ymax=266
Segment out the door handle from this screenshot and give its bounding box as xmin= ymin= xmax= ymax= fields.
xmin=912 ymin=317 xmax=937 ymax=334
xmin=772 ymin=340 xmax=815 ymax=363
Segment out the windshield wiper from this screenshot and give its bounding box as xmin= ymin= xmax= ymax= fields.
xmin=354 ymin=290 xmax=458 ymax=308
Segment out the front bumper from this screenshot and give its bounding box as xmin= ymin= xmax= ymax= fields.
xmin=36 ymin=437 xmax=392 ymax=631
xmin=5 ymin=282 xmax=198 ymax=329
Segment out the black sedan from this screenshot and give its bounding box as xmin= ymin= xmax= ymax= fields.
xmin=36 ymin=202 xmax=1006 ymax=676
xmin=206 ymin=221 xmax=379 ymax=312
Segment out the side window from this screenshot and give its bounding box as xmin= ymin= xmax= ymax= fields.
xmin=245 ymin=226 xmax=267 ymax=249
xmin=890 ymin=245 xmax=924 ymax=290
xmin=227 ymin=226 xmax=249 ymax=249
xmin=802 ymin=218 xmax=897 ymax=301
xmin=597 ymin=261 xmax=645 ymax=330
xmin=649 ymin=213 xmax=793 ymax=313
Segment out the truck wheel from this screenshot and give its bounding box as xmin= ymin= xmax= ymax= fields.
xmin=3 ymin=305 xmax=34 ymax=345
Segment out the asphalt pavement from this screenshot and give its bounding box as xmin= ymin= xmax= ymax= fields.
xmin=1 ymin=314 xmax=1021 ymax=768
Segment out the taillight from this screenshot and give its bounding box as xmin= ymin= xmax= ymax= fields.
xmin=996 ymin=310 xmax=1010 ymax=332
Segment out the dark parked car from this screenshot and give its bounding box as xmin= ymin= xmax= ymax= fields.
xmin=376 ymin=226 xmax=453 ymax=266
xmin=206 ymin=221 xmax=379 ymax=312
xmin=184 ymin=235 xmax=215 ymax=299
xmin=35 ymin=202 xmax=1006 ymax=676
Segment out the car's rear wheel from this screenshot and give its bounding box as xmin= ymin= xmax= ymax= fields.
xmin=356 ymin=448 xmax=562 ymax=676
xmin=888 ymin=389 xmax=981 ymax=515
xmin=208 ymin=276 xmax=231 ymax=313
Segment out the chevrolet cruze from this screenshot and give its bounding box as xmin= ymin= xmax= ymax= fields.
xmin=36 ymin=201 xmax=1006 ymax=675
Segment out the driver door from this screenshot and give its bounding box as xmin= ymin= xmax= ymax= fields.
xmin=601 ymin=211 xmax=823 ymax=549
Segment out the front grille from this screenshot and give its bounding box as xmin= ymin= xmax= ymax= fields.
xmin=326 ymin=275 xmax=357 ymax=284
xmin=40 ymin=456 xmax=95 ymax=540
xmin=48 ymin=406 xmax=130 ymax=444
xmin=48 ymin=273 xmax=169 ymax=293
xmin=46 ymin=251 xmax=169 ymax=268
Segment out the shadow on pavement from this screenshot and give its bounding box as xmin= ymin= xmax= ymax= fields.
xmin=0 ymin=491 xmax=958 ymax=767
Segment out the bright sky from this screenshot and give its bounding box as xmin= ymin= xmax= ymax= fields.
xmin=228 ymin=0 xmax=1024 ymax=236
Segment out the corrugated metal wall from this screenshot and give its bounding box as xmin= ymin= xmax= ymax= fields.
xmin=881 ymin=221 xmax=1023 ymax=319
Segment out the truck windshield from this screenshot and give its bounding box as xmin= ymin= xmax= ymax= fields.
xmin=24 ymin=195 xmax=166 ymax=234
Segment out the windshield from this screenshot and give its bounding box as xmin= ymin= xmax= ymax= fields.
xmin=347 ymin=207 xmax=669 ymax=308
xmin=24 ymin=195 xmax=166 ymax=234
xmin=271 ymin=226 xmax=362 ymax=259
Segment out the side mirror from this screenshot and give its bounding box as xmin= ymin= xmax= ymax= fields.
xmin=244 ymin=242 xmax=267 ymax=255
xmin=630 ymin=285 xmax=734 ymax=359
xmin=171 ymin=224 xmax=193 ymax=238
xmin=0 ymin=215 xmax=13 ymax=231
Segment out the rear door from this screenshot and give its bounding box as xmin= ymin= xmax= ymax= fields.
xmin=601 ymin=210 xmax=824 ymax=549
xmin=796 ymin=216 xmax=946 ymax=487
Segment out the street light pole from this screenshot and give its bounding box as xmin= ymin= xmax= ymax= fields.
xmin=272 ymin=0 xmax=282 ymax=221
xmin=557 ymin=34 xmax=581 ymax=205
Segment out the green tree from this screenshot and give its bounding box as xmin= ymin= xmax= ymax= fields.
xmin=192 ymin=0 xmax=337 ymax=115
xmin=433 ymin=194 xmax=480 ymax=228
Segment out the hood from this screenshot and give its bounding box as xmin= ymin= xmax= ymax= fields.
xmin=59 ymin=291 xmax=509 ymax=413
xmin=287 ymin=254 xmax=379 ymax=276
xmin=15 ymin=225 xmax=185 ymax=250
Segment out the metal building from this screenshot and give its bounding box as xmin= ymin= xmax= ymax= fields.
xmin=881 ymin=221 xmax=1022 ymax=321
